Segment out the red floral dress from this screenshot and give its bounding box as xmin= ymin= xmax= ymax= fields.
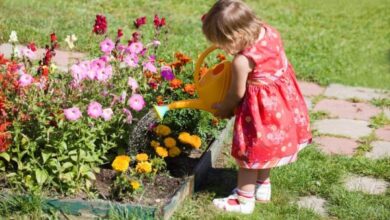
xmin=232 ymin=24 xmax=312 ymax=169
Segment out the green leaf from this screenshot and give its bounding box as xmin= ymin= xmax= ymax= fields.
xmin=0 ymin=152 xmax=10 ymax=162
xmin=41 ymin=152 xmax=51 ymax=163
xmin=84 ymin=171 xmax=96 ymax=180
xmin=61 ymin=162 xmax=74 ymax=171
xmin=35 ymin=169 xmax=48 ymax=186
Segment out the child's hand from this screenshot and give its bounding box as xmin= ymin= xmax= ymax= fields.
xmin=212 ymin=102 xmax=234 ymax=119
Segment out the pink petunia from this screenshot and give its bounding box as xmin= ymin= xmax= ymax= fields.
xmin=100 ymin=38 xmax=115 ymax=54
xmin=127 ymin=42 xmax=143 ymax=54
xmin=124 ymin=54 xmax=139 ymax=68
xmin=102 ymin=108 xmax=113 ymax=121
xmin=87 ymin=101 xmax=103 ymax=119
xmin=127 ymin=77 xmax=139 ymax=91
xmin=64 ymin=107 xmax=82 ymax=121
xmin=143 ymin=61 xmax=157 ymax=73
xmin=19 ymin=73 xmax=33 ymax=87
xmin=128 ymin=94 xmax=145 ymax=112
xmin=119 ymin=91 xmax=127 ymax=104
xmin=123 ymin=108 xmax=133 ymax=124
xmin=20 ymin=47 xmax=35 ymax=59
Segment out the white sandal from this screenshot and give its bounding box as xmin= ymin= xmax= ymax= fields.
xmin=255 ymin=181 xmax=271 ymax=202
xmin=213 ymin=193 xmax=255 ymax=214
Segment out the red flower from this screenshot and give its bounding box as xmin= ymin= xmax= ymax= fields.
xmin=27 ymin=42 xmax=37 ymax=52
xmin=93 ymin=14 xmax=107 ymax=35
xmin=153 ymin=15 xmax=166 ymax=29
xmin=117 ymin=28 xmax=124 ymax=39
xmin=0 ymin=122 xmax=11 ymax=152
xmin=43 ymin=50 xmax=53 ymax=66
xmin=50 ymin=33 xmax=57 ymax=42
xmin=0 ymin=54 xmax=8 ymax=65
xmin=134 ymin=16 xmax=146 ymax=28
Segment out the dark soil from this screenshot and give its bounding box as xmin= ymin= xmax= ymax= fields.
xmin=93 ymin=149 xmax=203 ymax=206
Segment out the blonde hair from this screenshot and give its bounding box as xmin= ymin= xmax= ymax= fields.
xmin=202 ymin=0 xmax=263 ymax=54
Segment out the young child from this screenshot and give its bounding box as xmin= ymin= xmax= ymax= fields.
xmin=202 ymin=0 xmax=312 ymax=214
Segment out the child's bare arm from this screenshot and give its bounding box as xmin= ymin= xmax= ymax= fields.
xmin=213 ymin=54 xmax=252 ymax=118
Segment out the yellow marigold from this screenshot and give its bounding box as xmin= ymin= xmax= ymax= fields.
xmin=136 ymin=153 xmax=148 ymax=162
xmin=136 ymin=161 xmax=152 ymax=174
xmin=111 ymin=155 xmax=131 ymax=172
xmin=164 ymin=137 xmax=176 ymax=148
xmin=130 ymin=180 xmax=141 ymax=190
xmin=178 ymin=132 xmax=192 ymax=144
xmin=191 ymin=135 xmax=202 ymax=149
xmin=151 ymin=140 xmax=161 ymax=148
xmin=154 ymin=124 xmax=171 ymax=136
xmin=155 ymin=146 xmax=168 ymax=158
xmin=169 ymin=146 xmax=181 ymax=157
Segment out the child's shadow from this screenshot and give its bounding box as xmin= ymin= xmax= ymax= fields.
xmin=196 ymin=167 xmax=237 ymax=197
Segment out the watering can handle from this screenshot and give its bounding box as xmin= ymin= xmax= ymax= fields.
xmin=194 ymin=45 xmax=218 ymax=87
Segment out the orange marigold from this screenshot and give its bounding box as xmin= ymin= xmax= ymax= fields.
xmin=111 ymin=155 xmax=131 ymax=172
xmin=216 ymin=53 xmax=226 ymax=61
xmin=169 ymin=78 xmax=182 ymax=89
xmin=175 ymin=52 xmax=191 ymax=65
xmin=136 ymin=153 xmax=149 ymax=162
xmin=155 ymin=146 xmax=168 ymax=158
xmin=184 ymin=83 xmax=196 ymax=95
xmin=154 ymin=124 xmax=171 ymax=136
xmin=136 ymin=161 xmax=152 ymax=174
xmin=151 ymin=140 xmax=161 ymax=148
xmin=199 ymin=66 xmax=209 ymax=78
xmin=164 ymin=137 xmax=176 ymax=148
xmin=168 ymin=146 xmax=181 ymax=157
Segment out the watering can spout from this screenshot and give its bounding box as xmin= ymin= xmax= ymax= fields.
xmin=153 ymin=99 xmax=204 ymax=120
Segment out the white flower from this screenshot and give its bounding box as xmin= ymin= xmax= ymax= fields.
xmin=64 ymin=34 xmax=77 ymax=49
xmin=13 ymin=47 xmax=20 ymax=58
xmin=9 ymin=31 xmax=18 ymax=43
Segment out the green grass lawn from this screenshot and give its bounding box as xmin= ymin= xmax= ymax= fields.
xmin=0 ymin=0 xmax=389 ymax=89
xmin=1 ymin=0 xmax=390 ymax=219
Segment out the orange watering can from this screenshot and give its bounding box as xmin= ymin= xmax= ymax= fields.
xmin=153 ymin=45 xmax=232 ymax=120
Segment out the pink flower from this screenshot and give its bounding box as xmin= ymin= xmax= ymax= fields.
xmin=21 ymin=47 xmax=35 ymax=59
xmin=64 ymin=107 xmax=82 ymax=121
xmin=127 ymin=77 xmax=139 ymax=91
xmin=102 ymin=108 xmax=113 ymax=121
xmin=128 ymin=94 xmax=145 ymax=112
xmin=152 ymin=40 xmax=161 ymax=47
xmin=70 ymin=63 xmax=87 ymax=83
xmin=100 ymin=38 xmax=115 ymax=54
xmin=19 ymin=74 xmax=33 ymax=87
xmin=127 ymin=42 xmax=143 ymax=54
xmin=123 ymin=108 xmax=133 ymax=124
xmin=119 ymin=91 xmax=127 ymax=104
xmin=143 ymin=61 xmax=157 ymax=73
xmin=124 ymin=54 xmax=139 ymax=68
xmin=87 ymin=101 xmax=103 ymax=119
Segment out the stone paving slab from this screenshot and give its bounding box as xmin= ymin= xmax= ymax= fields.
xmin=313 ymin=136 xmax=358 ymax=156
xmin=304 ymin=97 xmax=313 ymax=110
xmin=313 ymin=119 xmax=371 ymax=139
xmin=343 ymin=175 xmax=389 ymax=195
xmin=313 ymin=99 xmax=381 ymax=121
xmin=365 ymin=141 xmax=390 ymax=159
xmin=324 ymin=84 xmax=389 ymax=101
xmin=375 ymin=125 xmax=390 ymax=142
xmin=0 ymin=43 xmax=85 ymax=72
xmin=298 ymin=81 xmax=325 ymax=97
xmin=297 ymin=196 xmax=327 ymax=217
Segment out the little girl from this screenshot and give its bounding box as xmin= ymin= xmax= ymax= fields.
xmin=202 ymin=0 xmax=312 ymax=214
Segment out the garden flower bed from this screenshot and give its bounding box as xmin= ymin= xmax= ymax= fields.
xmin=0 ymin=14 xmax=230 ymax=218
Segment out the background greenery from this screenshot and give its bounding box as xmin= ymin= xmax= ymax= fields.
xmin=0 ymin=0 xmax=389 ymax=89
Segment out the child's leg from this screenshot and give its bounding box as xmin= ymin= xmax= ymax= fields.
xmin=257 ymin=168 xmax=271 ymax=182
xmin=256 ymin=168 xmax=271 ymax=202
xmin=213 ymin=168 xmax=256 ymax=214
